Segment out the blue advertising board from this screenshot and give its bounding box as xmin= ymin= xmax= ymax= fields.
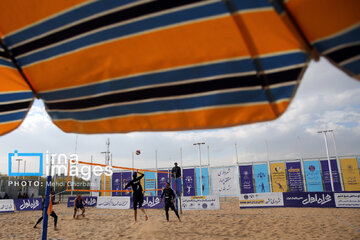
xmin=157 ymin=172 xmax=170 ymax=195
xmin=130 ymin=196 xmax=164 ymax=209
xmin=253 ymin=164 xmax=270 ymax=193
xmin=304 ymin=160 xmax=324 ymax=192
xmin=320 ymin=159 xmax=342 ymax=192
xmin=67 ymin=196 xmax=97 ymax=207
xmin=14 ymin=198 xmax=42 ymax=211
xmin=283 ymin=192 xmax=335 ymax=208
xmin=286 ymin=162 xmax=304 ymax=192
xmin=112 ymin=172 xmax=122 ymax=196
xmin=145 ymin=171 xmax=156 ymax=196
xmin=183 ymin=168 xmax=196 ymax=196
xmin=239 ymin=165 xmax=254 ymax=193
xmin=196 ymin=167 xmax=209 ymax=196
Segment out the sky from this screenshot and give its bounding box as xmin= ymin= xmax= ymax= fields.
xmin=1 ymin=57 xmax=360 ymax=175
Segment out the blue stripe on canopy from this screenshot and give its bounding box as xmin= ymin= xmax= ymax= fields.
xmin=0 ymin=110 xmax=29 ymax=122
xmin=0 ymin=59 xmax=14 ymax=68
xmin=0 ymin=91 xmax=33 ymax=102
xmin=4 ymin=0 xmax=139 ymax=46
xmin=313 ymin=26 xmax=360 ymax=52
xmin=342 ymin=58 xmax=360 ymax=75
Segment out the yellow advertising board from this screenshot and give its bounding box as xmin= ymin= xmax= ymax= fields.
xmin=101 ymin=174 xmax=111 ymax=196
xmin=340 ymin=158 xmax=360 ymax=191
xmin=270 ymin=162 xmax=287 ymax=192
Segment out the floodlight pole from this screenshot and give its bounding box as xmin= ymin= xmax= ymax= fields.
xmin=16 ymin=158 xmax=23 ymax=180
xmin=235 ymin=143 xmax=239 ymax=164
xmin=193 ymin=142 xmax=205 ymax=196
xmin=318 ymin=130 xmax=334 ymax=192
xmin=330 ymin=131 xmax=344 ymax=191
xmin=297 ymin=136 xmax=307 ymax=192
xmin=132 ymin=152 xmax=134 ymax=173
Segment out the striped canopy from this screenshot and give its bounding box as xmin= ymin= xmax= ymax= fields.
xmin=0 ymin=0 xmax=359 ymax=135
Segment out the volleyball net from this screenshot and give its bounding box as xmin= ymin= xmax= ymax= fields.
xmin=66 ymin=160 xmax=170 ymax=193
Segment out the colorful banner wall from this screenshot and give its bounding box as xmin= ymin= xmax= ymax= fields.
xmin=340 ymin=158 xmax=360 ymax=191
xmin=145 ymin=171 xmax=156 ymax=196
xmin=183 ymin=168 xmax=195 ymax=196
xmin=196 ymin=167 xmax=209 ymax=196
xmin=253 ymin=164 xmax=270 ymax=193
xmin=270 ymin=163 xmax=287 ymax=192
xmin=239 ymin=165 xmax=254 ymax=194
xmin=67 ymin=196 xmax=97 ymax=207
xmin=121 ymin=172 xmax=132 ymax=196
xmin=0 ymin=199 xmax=14 ymax=213
xmin=112 ymin=172 xmax=122 ymax=196
xmin=320 ymin=159 xmax=342 ymax=192
xmin=211 ymin=167 xmax=239 ymax=196
xmin=283 ymin=192 xmax=335 ymax=208
xmin=335 ymin=193 xmax=360 ymax=208
xmin=157 ymin=172 xmax=170 ymax=195
xmin=182 ymin=196 xmax=220 ymax=210
xmin=96 ymin=196 xmax=130 ymax=209
xmin=131 ymin=196 xmax=165 ymax=209
xmin=286 ymin=162 xmax=304 ymax=192
xmin=14 ymin=198 xmax=42 ymax=211
xmin=239 ymin=193 xmax=284 ymax=208
xmin=304 ymin=161 xmax=324 ymax=192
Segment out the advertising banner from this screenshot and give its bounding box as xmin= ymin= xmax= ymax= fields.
xmin=211 ymin=167 xmax=239 ymax=196
xmin=340 ymin=158 xmax=360 ymax=191
xmin=183 ymin=168 xmax=195 ymax=196
xmin=254 ymin=164 xmax=270 ymax=193
xmin=112 ymin=172 xmax=122 ymax=196
xmin=96 ymin=196 xmax=130 ymax=209
xmin=182 ymin=196 xmax=220 ymax=210
xmin=283 ymin=192 xmax=335 ymax=208
xmin=239 ymin=193 xmax=284 ymax=208
xmin=90 ymin=174 xmax=101 ymax=197
xmin=171 ymin=177 xmax=182 ymax=194
xmin=14 ymin=198 xmax=42 ymax=211
xmin=157 ymin=172 xmax=170 ymax=195
xmin=334 ymin=192 xmax=360 ymax=208
xmin=101 ymin=174 xmax=111 ymax=196
xmin=239 ymin=165 xmax=254 ymax=194
xmin=145 ymin=171 xmax=156 ymax=196
xmin=286 ymin=162 xmax=304 ymax=192
xmin=67 ymin=196 xmax=98 ymax=207
xmin=320 ymin=159 xmax=342 ymax=192
xmin=121 ymin=172 xmax=132 ymax=196
xmin=0 ymin=199 xmax=14 ymax=213
xmin=304 ymin=160 xmax=324 ymax=192
xmin=196 ymin=167 xmax=209 ymax=196
xmin=130 ymin=196 xmax=165 ymax=209
xmin=270 ymin=163 xmax=287 ymax=192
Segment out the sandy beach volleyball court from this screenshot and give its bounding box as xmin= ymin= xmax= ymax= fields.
xmin=0 ymin=201 xmax=359 ymax=240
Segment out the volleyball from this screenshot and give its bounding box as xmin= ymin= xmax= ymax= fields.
xmin=135 ymin=150 xmax=141 ymax=155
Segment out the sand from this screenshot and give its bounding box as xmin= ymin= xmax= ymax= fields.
xmin=0 ymin=202 xmax=359 ymax=240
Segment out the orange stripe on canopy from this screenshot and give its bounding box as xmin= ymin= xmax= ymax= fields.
xmin=25 ymin=16 xmax=253 ymax=92
xmin=286 ymin=0 xmax=360 ymax=42
xmin=0 ymin=0 xmax=87 ymax=36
